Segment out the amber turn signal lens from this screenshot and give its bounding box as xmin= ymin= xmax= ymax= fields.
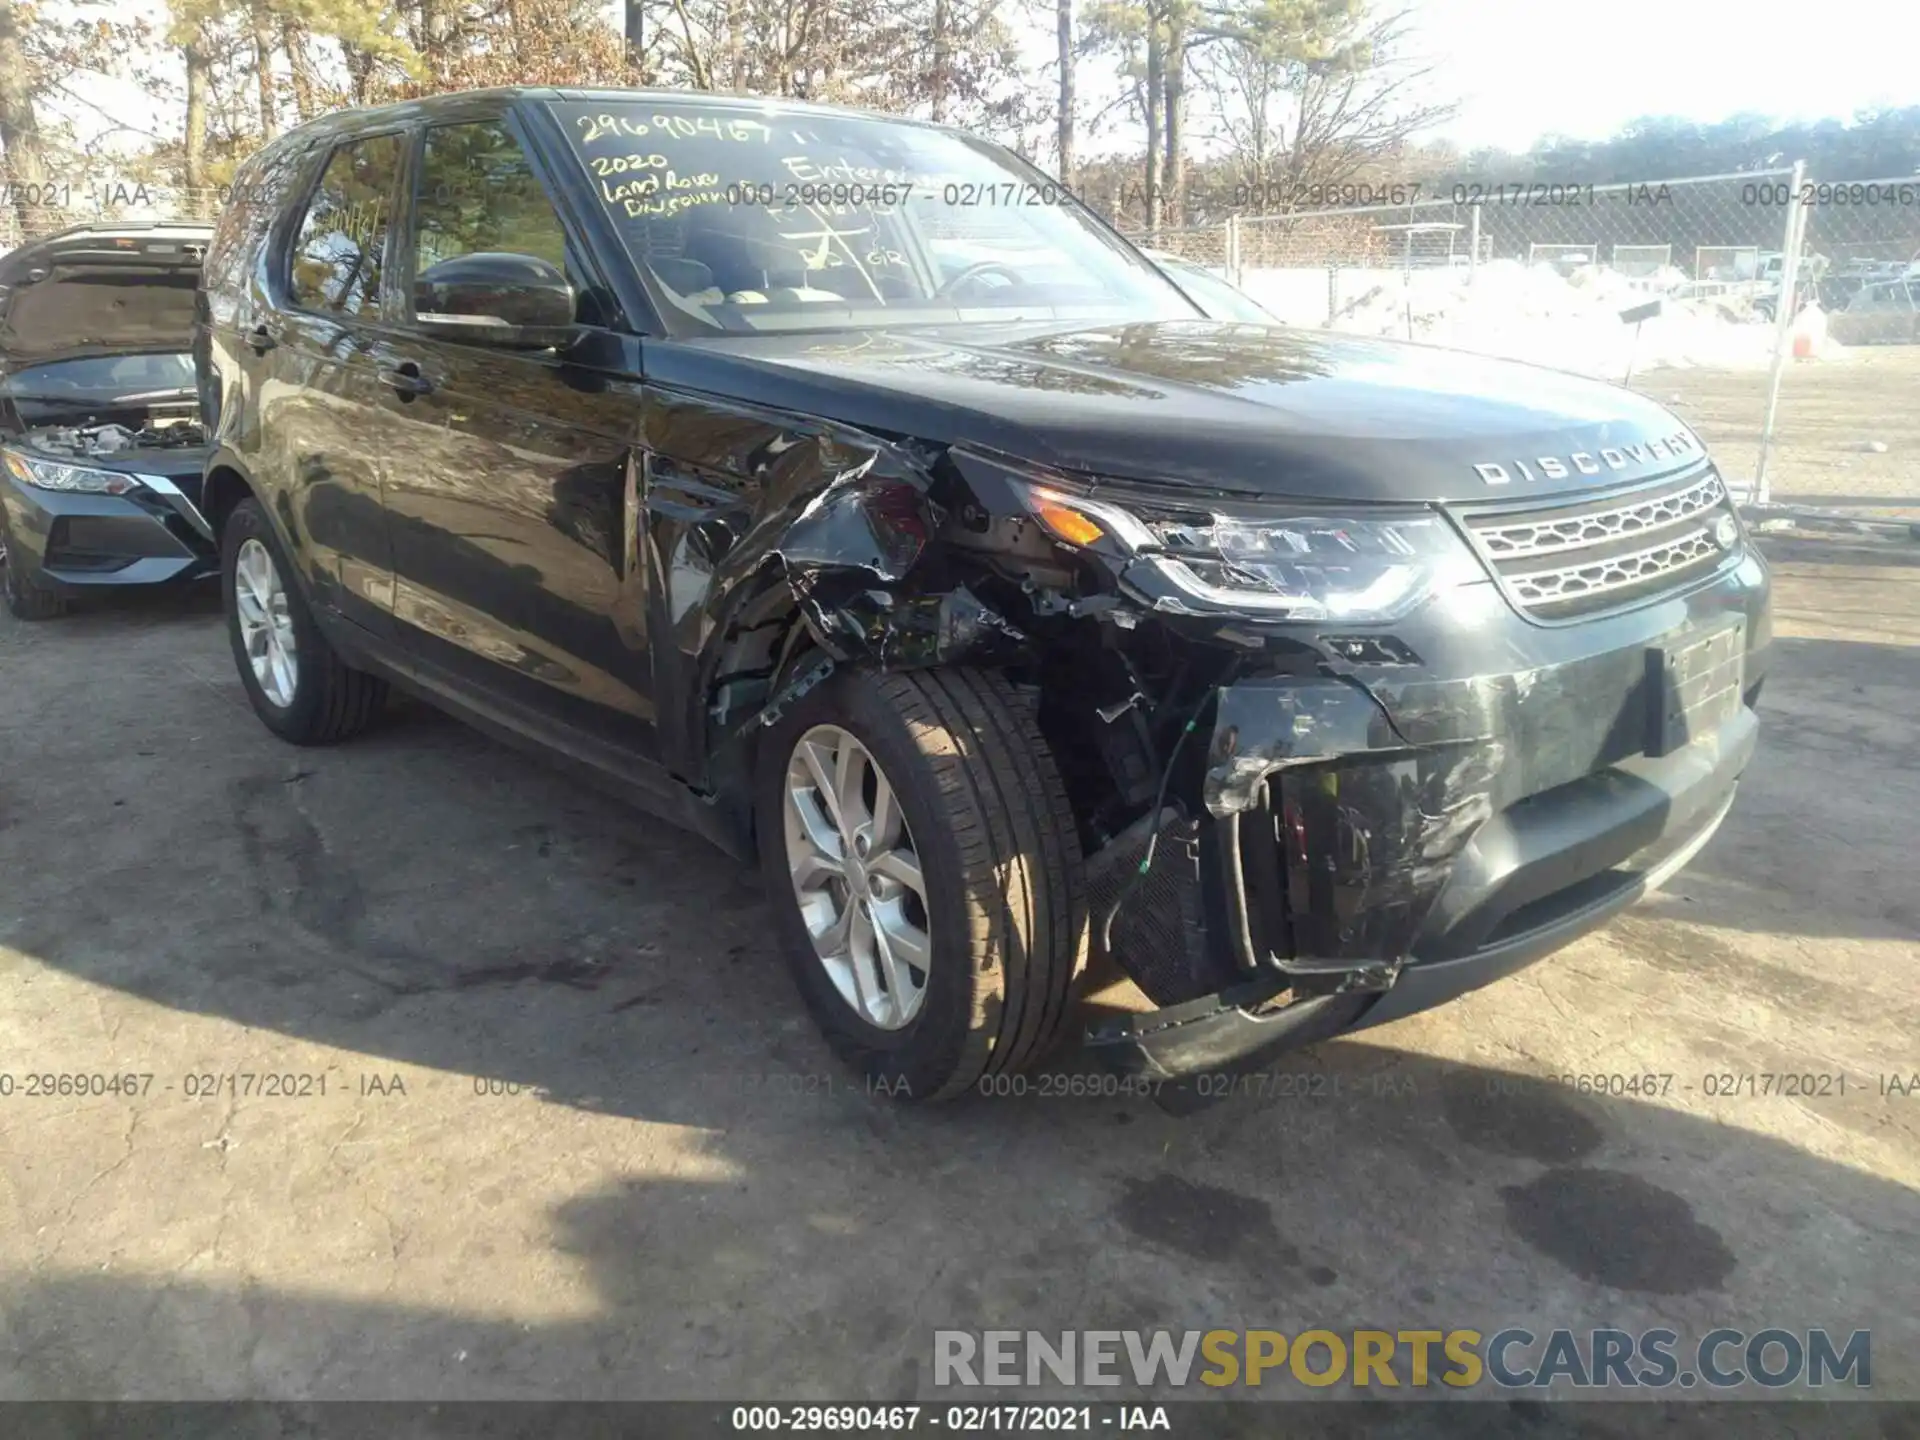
xmin=1033 ymin=498 xmax=1106 ymax=547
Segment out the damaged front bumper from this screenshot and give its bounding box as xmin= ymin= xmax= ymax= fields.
xmin=1086 ymin=560 xmax=1770 ymax=1081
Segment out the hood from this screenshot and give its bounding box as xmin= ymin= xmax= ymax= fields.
xmin=0 ymin=226 xmax=208 ymax=366
xmin=656 ymin=319 xmax=1706 ymax=505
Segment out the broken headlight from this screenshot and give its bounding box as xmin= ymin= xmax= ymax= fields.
xmin=2 ymin=448 xmax=142 ymax=496
xmin=1016 ymin=480 xmax=1483 ymax=623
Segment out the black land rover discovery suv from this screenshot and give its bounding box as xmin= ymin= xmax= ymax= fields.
xmin=198 ymin=88 xmax=1769 ymax=1099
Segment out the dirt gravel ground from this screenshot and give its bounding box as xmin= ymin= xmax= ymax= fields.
xmin=0 ymin=533 xmax=1916 ymax=1408
xmin=1637 ymin=346 xmax=1920 ymax=520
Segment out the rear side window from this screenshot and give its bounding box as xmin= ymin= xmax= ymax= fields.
xmin=288 ymin=134 xmax=403 ymax=317
xmin=203 ymin=139 xmax=311 ymax=297
xmin=411 ymin=120 xmax=569 ymax=287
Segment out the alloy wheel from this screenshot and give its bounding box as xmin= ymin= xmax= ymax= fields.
xmin=234 ymin=537 xmax=299 ymax=708
xmin=782 ymin=724 xmax=932 ymax=1031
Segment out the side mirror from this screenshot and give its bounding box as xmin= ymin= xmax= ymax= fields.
xmin=413 ymin=252 xmax=578 ymax=350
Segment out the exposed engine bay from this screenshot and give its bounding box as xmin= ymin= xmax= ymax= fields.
xmin=21 ymin=418 xmax=207 ymax=459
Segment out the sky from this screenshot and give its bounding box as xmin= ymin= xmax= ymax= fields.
xmin=35 ymin=0 xmax=1920 ymax=163
xmin=1408 ymin=0 xmax=1920 ymax=152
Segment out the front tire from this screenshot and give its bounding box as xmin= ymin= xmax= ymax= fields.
xmin=757 ymin=667 xmax=1086 ymax=1102
xmin=222 ymin=497 xmax=386 ymax=744
xmin=0 ymin=519 xmax=67 ymax=620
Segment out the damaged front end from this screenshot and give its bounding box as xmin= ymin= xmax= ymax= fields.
xmin=687 ymin=425 xmax=1764 ymax=1081
xmin=1079 ymin=625 xmax=1761 ymax=1081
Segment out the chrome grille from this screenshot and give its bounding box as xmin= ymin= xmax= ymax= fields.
xmin=1506 ymin=528 xmax=1723 ymax=607
xmin=1460 ymin=467 xmax=1741 ymax=619
xmin=1475 ymin=472 xmax=1725 ymax=559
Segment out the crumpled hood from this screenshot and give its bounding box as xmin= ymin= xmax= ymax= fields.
xmin=665 ymin=319 xmax=1707 ymax=504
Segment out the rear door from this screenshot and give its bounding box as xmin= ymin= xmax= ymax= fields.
xmin=380 ymin=107 xmax=657 ymax=757
xmin=260 ymin=130 xmax=412 ymax=638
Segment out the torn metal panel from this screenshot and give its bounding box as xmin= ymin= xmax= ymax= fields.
xmin=642 ymin=384 xmax=946 ymax=782
xmin=767 ymin=444 xmax=1035 ymax=672
xmin=772 ymin=458 xmax=935 ymax=583
xmin=1203 ymin=676 xmax=1419 ymax=818
xmin=1200 ymin=674 xmax=1505 ymax=972
xmin=797 ymin=583 xmax=1030 ymax=670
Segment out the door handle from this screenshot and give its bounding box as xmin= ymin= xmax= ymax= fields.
xmin=245 ymin=323 xmax=277 ymax=354
xmin=379 ymin=360 xmax=433 ymax=398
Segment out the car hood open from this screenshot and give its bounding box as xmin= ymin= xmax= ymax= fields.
xmin=664 ymin=318 xmax=1706 ymax=505
xmin=0 ymin=230 xmax=208 ymax=366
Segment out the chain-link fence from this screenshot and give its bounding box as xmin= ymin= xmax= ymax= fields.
xmin=1126 ymin=221 xmax=1230 ymax=271
xmin=1125 ymin=167 xmax=1920 ymax=528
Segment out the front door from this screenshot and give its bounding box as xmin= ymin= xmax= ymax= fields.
xmin=380 ymin=113 xmax=656 ymax=758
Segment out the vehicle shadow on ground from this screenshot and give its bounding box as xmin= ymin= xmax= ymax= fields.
xmin=5 ymin=682 xmax=1918 ymax=1410
xmin=3 ymin=1046 xmax=1914 ymax=1418
xmin=4 ymin=577 xmax=223 ymax=629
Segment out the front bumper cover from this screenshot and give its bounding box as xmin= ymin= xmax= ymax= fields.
xmin=1 ymin=466 xmax=216 ymax=591
xmin=1088 ymin=735 xmax=1748 ymax=1079
xmin=1085 ymin=587 xmax=1766 ymax=1080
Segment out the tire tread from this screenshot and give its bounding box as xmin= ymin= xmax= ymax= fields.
xmin=758 ymin=663 xmax=1087 ymax=1103
xmin=5 ymin=575 xmax=67 ymax=621
xmin=877 ymin=667 xmax=1086 ymax=1097
xmin=225 ymin=498 xmax=386 ymax=745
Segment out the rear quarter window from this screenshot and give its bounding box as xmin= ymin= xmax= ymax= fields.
xmin=203 ymin=139 xmax=313 ymax=298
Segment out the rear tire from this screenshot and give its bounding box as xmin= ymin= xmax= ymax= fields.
xmin=223 ymin=497 xmax=386 ymax=744
xmin=756 ymin=666 xmax=1086 ymax=1102
xmin=0 ymin=519 xmax=67 ymax=620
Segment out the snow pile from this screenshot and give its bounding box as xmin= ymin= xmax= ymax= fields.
xmin=1641 ymin=264 xmax=1693 ymax=293
xmin=1241 ymin=259 xmax=1847 ymax=377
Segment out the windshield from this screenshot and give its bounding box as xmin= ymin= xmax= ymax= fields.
xmin=550 ymin=99 xmax=1199 ymax=334
xmin=1151 ymin=257 xmax=1276 ymax=325
xmin=3 ymin=353 xmax=196 ymax=397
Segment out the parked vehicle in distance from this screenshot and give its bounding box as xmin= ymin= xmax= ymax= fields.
xmin=1816 ymin=257 xmax=1908 ymax=313
xmin=198 ymin=88 xmax=1771 ymax=1099
xmin=1828 ymin=280 xmax=1920 ymax=346
xmin=0 ymin=222 xmax=216 ymax=619
xmin=1139 ymin=249 xmax=1279 ymax=325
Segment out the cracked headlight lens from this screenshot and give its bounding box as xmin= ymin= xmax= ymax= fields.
xmin=1018 ymin=480 xmax=1483 ymax=623
xmin=2 ymin=448 xmax=142 ymax=495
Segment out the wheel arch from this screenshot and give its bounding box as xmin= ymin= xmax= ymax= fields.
xmin=199 ymin=449 xmax=323 ymax=612
xmin=199 ymin=457 xmax=257 ymax=546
